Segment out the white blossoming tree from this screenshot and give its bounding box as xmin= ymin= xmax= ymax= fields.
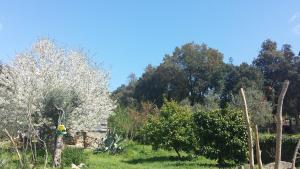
xmin=0 ymin=39 xmax=114 ymax=167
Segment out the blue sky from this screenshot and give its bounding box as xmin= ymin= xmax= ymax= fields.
xmin=0 ymin=1 xmax=300 ymax=91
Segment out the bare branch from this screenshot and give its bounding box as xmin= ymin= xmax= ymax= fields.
xmin=3 ymin=128 xmax=23 ymax=168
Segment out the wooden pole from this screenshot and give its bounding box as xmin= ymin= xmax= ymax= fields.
xmin=240 ymin=88 xmax=254 ymax=169
xmin=274 ymin=80 xmax=289 ymax=169
xmin=291 ymin=139 xmax=300 ymax=169
xmin=254 ymin=125 xmax=263 ymax=169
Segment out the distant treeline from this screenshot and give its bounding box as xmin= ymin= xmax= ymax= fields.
xmin=112 ymin=39 xmax=300 ymax=126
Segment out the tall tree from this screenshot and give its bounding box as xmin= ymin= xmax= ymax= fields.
xmin=164 ymin=43 xmax=225 ymax=105
xmin=253 ymin=39 xmax=292 ymax=102
xmin=253 ymin=39 xmax=300 ymax=127
xmin=221 ymin=63 xmax=264 ymax=107
xmin=134 ymin=62 xmax=188 ymax=107
xmin=112 ymin=73 xmax=138 ymax=107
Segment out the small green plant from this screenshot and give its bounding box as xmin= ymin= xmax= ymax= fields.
xmin=94 ymin=130 xmax=123 ymax=154
xmin=61 ymin=147 xmax=87 ymax=168
xmin=0 ymin=158 xmax=6 ymax=168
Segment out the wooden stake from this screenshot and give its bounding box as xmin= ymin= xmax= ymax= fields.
xmin=291 ymin=139 xmax=300 ymax=169
xmin=274 ymin=80 xmax=289 ymax=169
xmin=254 ymin=125 xmax=263 ymax=169
xmin=240 ymin=88 xmax=254 ymax=169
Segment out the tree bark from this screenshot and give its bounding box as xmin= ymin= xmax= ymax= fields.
xmin=275 ymin=80 xmax=289 ymax=169
xmin=174 ymin=148 xmax=181 ymax=158
xmin=292 ymin=139 xmax=300 ymax=169
xmin=4 ymin=128 xmax=24 ymax=169
xmin=240 ymin=88 xmax=254 ymax=169
xmin=53 ymin=134 xmax=64 ymax=168
xmin=254 ymin=125 xmax=263 ymax=169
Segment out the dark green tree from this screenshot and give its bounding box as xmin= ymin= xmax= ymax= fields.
xmin=111 ymin=73 xmax=138 ymax=107
xmin=164 ymin=43 xmax=225 ymax=105
xmin=253 ymin=39 xmax=300 ymax=127
xmin=221 ymin=63 xmax=264 ymax=107
xmin=134 ymin=62 xmax=188 ymax=107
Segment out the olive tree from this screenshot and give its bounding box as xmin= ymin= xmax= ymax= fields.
xmin=0 ymin=39 xmax=114 ymax=167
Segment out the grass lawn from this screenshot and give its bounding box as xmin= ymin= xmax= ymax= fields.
xmin=1 ymin=141 xmax=299 ymax=169
xmin=1 ymin=140 xmax=236 ymax=169
xmin=84 ymin=141 xmax=237 ymax=169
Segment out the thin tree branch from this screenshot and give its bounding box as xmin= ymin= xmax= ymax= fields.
xmin=3 ymin=128 xmax=24 ymax=168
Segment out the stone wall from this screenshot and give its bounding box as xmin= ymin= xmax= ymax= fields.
xmin=65 ymin=120 xmax=108 ymax=148
xmin=65 ymin=130 xmax=106 ymax=148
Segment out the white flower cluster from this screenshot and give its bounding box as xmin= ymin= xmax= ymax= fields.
xmin=0 ymin=39 xmax=114 ymax=132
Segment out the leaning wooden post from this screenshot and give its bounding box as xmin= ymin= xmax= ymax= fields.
xmin=254 ymin=125 xmax=263 ymax=169
xmin=291 ymin=139 xmax=300 ymax=169
xmin=240 ymin=88 xmax=254 ymax=169
xmin=3 ymin=128 xmax=24 ymax=169
xmin=274 ymin=80 xmax=289 ymax=169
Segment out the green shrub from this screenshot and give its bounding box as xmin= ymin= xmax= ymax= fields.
xmin=193 ymin=108 xmax=248 ymax=166
xmin=142 ymin=100 xmax=196 ymax=157
xmin=257 ymin=134 xmax=300 ymax=165
xmin=61 ymin=147 xmax=87 ymax=168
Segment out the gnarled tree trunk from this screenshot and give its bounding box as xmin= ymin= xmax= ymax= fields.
xmin=53 ymin=134 xmax=64 ymax=167
xmin=240 ymin=88 xmax=254 ymax=169
xmin=274 ymin=80 xmax=289 ymax=169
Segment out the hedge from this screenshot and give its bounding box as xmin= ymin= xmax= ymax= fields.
xmin=255 ymin=134 xmax=300 ymax=165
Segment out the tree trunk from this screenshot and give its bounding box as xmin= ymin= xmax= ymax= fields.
xmin=240 ymin=88 xmax=254 ymax=169
xmin=292 ymin=139 xmax=300 ymax=169
xmin=254 ymin=125 xmax=263 ymax=169
xmin=174 ymin=148 xmax=181 ymax=158
xmin=275 ymin=80 xmax=289 ymax=169
xmin=53 ymin=134 xmax=64 ymax=168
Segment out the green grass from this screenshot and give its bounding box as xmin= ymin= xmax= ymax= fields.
xmin=2 ymin=140 xmax=298 ymax=169
xmin=84 ymin=141 xmax=236 ymax=169
xmin=1 ymin=141 xmax=232 ymax=169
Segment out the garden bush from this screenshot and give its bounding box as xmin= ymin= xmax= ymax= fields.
xmin=257 ymin=134 xmax=300 ymax=165
xmin=61 ymin=147 xmax=87 ymax=168
xmin=142 ymin=100 xmax=196 ymax=158
xmin=193 ymin=108 xmax=248 ymax=166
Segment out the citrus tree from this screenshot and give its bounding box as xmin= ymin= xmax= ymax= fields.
xmin=143 ymin=100 xmax=196 ymax=157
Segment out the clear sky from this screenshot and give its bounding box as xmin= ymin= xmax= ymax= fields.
xmin=0 ymin=0 xmax=300 ymax=91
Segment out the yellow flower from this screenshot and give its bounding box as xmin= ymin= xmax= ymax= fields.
xmin=57 ymin=124 xmax=66 ymax=132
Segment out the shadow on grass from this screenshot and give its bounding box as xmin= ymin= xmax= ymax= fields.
xmin=124 ymin=156 xmax=191 ymax=164
xmin=169 ymin=162 xmax=236 ymax=168
xmin=124 ymin=156 xmax=236 ymax=168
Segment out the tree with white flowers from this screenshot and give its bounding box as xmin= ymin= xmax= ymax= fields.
xmin=0 ymin=39 xmax=114 ymax=167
